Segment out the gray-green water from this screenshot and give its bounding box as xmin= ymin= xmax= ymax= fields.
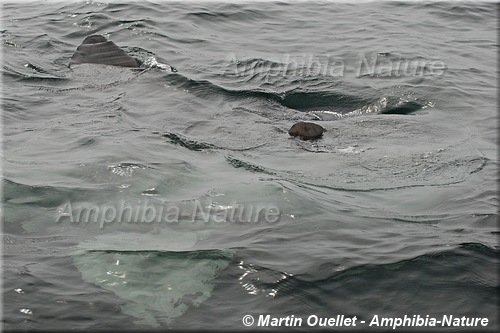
xmin=2 ymin=1 xmax=498 ymax=331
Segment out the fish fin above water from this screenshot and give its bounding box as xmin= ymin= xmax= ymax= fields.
xmin=71 ymin=35 xmax=139 ymax=68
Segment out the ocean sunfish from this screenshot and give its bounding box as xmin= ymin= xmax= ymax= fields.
xmin=70 ymin=35 xmax=139 ymax=68
xmin=288 ymin=122 xmax=326 ymax=140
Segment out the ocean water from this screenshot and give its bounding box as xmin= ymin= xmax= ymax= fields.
xmin=1 ymin=1 xmax=498 ymax=331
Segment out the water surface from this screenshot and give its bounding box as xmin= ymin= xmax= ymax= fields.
xmin=2 ymin=1 xmax=498 ymax=331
